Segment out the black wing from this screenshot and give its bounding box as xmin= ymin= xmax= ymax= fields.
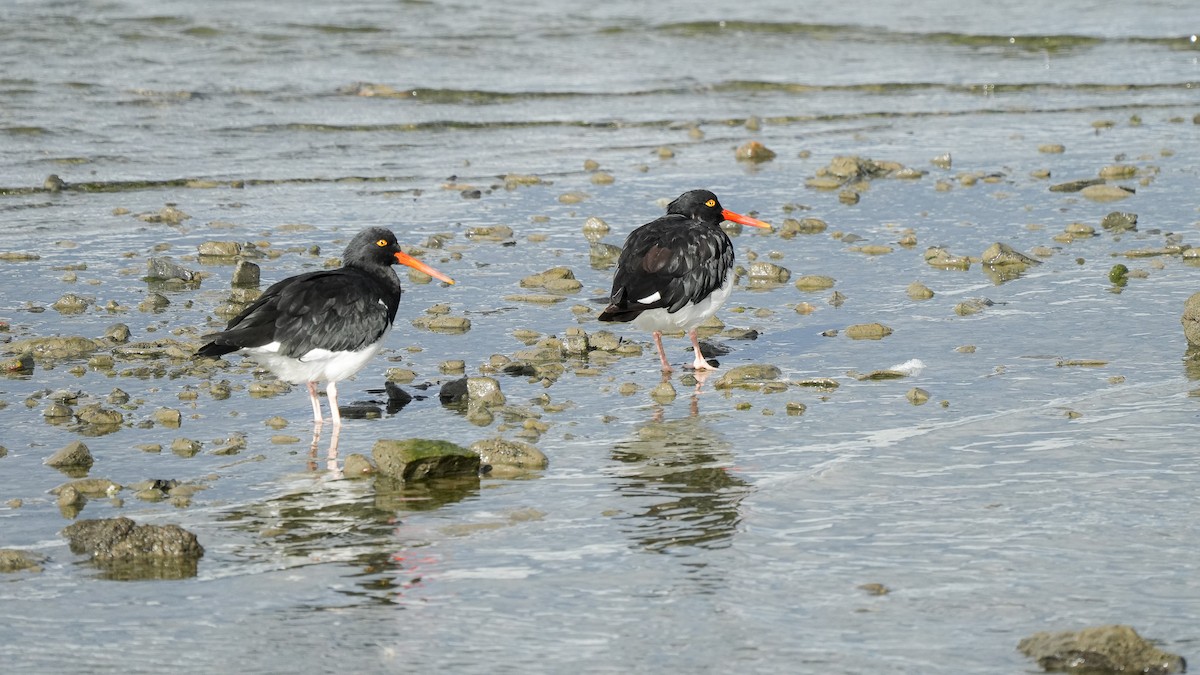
xmin=196 ymin=268 xmax=398 ymax=358
xmin=597 ymin=215 xmax=733 ymax=323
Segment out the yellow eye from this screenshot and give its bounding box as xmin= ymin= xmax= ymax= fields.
xmin=376 ymin=239 xmax=388 ymax=247
xmin=705 ymin=199 xmax=716 ymax=208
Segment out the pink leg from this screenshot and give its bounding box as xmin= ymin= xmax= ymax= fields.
xmin=307 ymin=381 xmax=323 ymax=424
xmin=652 ymin=331 xmax=672 ymax=373
xmin=327 ymin=381 xmax=342 ymax=427
xmin=690 ymin=329 xmax=717 ymax=371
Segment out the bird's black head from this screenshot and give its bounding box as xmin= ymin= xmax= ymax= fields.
xmin=666 ymin=189 xmax=726 ymax=226
xmin=343 ymin=226 xmax=403 ymax=268
xmin=341 ymin=226 xmax=456 ymax=284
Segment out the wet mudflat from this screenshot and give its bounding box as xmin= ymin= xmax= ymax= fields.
xmin=1 ymin=1 xmax=1199 ymax=672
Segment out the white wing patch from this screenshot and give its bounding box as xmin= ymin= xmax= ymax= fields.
xmin=636 ymin=291 xmax=661 ymax=305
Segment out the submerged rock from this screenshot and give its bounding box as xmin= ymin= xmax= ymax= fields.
xmin=0 ymin=549 xmax=47 ymax=573
xmin=60 ymin=516 xmax=204 ymax=579
xmin=1017 ymin=624 xmax=1185 ymax=674
xmin=372 ymin=438 xmax=481 ymax=481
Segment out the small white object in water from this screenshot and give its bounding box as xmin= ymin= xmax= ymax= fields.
xmin=888 ymin=358 xmax=926 ymax=376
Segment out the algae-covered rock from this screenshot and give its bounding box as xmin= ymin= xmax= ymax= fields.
xmin=60 ymin=516 xmax=204 ymax=579
xmin=471 ymin=438 xmax=548 ymax=476
xmin=1017 ymin=624 xmax=1185 ymax=674
xmin=372 ymin=439 xmax=481 ymax=481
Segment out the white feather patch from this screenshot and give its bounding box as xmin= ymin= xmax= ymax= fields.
xmin=636 ymin=291 xmax=661 ymax=305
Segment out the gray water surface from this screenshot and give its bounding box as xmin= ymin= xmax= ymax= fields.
xmin=1 ymin=1 xmax=1199 ymax=672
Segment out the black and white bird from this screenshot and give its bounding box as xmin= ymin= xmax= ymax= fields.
xmin=196 ymin=226 xmax=454 ymax=427
xmin=598 ymin=189 xmax=770 ymax=373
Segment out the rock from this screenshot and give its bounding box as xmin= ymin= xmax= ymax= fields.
xmin=170 ymin=438 xmax=202 ymax=458
xmin=438 ymin=377 xmax=505 ymax=406
xmin=467 ymin=377 xmax=505 ymax=405
xmin=1038 ymin=144 xmax=1066 ymax=154
xmin=372 ymin=439 xmax=481 ymax=481
xmin=153 ymin=408 xmax=182 ymax=428
xmin=145 ymin=257 xmax=197 ymax=283
xmin=649 ymin=380 xmax=676 ymax=402
xmin=714 ymin=364 xmax=783 ymax=390
xmin=51 ymin=478 xmax=122 ymax=498
xmin=138 ymin=206 xmax=191 ymax=225
xmin=907 ymin=281 xmax=935 ymax=300
xmin=845 ymin=323 xmax=893 ymax=340
xmin=747 ymin=262 xmax=790 ymax=283
xmin=0 ymin=549 xmax=46 ymax=573
xmin=1017 ymin=625 xmax=1185 ymax=674
xmin=231 ymin=260 xmax=260 ymax=287
xmin=1100 ymin=211 xmax=1138 ymax=232
xmin=1099 ymin=164 xmax=1137 ymax=179
xmin=60 ymin=517 xmax=204 ymax=579
xmin=1110 ymin=264 xmax=1130 ymax=285
xmin=52 ymin=293 xmax=92 ymax=314
xmin=794 ymin=275 xmax=836 ymax=291
xmin=75 ymin=404 xmax=123 ymax=427
xmin=45 ymin=441 xmax=94 ymax=470
xmin=197 ymin=241 xmax=242 ymax=257
xmin=582 ymin=217 xmax=610 ymax=241
xmin=982 ymin=242 xmax=1040 ymax=267
xmin=1049 ymin=178 xmax=1104 ymax=193
xmin=735 ymin=140 xmax=776 ymax=163
xmin=56 ymin=485 xmax=86 ymax=517
xmin=924 ymin=246 xmax=972 ymax=270
xmin=906 ymin=388 xmax=931 ymax=405
xmin=3 ymin=335 xmax=100 ymax=361
xmin=1182 ymin=292 xmax=1200 ymax=346
xmin=470 ymin=438 xmax=548 ymax=476
xmin=1 ymin=352 xmax=34 ymax=374
xmin=779 ymin=217 xmax=828 ymax=238
xmin=342 ymin=454 xmax=375 ymax=478
xmin=1081 ymin=184 xmax=1134 ymax=202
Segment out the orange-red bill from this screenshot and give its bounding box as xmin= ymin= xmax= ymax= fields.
xmin=394 ymin=250 xmax=455 ymax=285
xmin=721 ymin=208 xmax=771 ymax=229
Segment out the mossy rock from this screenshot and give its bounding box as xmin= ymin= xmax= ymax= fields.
xmin=372 ymin=439 xmax=481 ymax=481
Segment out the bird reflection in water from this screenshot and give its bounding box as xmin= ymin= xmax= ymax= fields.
xmin=307 ymin=423 xmax=343 ymax=478
xmin=610 ymin=382 xmax=751 ymax=556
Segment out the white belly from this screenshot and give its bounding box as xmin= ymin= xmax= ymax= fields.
xmin=631 ymin=278 xmax=732 ymax=333
xmin=247 ymin=336 xmax=387 ymax=384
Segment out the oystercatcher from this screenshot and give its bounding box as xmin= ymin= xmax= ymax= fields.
xmin=196 ymin=226 xmax=454 ymax=426
xmin=598 ymin=189 xmax=770 ymax=373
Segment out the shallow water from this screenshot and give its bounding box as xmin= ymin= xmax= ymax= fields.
xmin=2 ymin=0 xmax=1199 ymax=672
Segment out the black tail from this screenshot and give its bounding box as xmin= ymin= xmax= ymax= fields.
xmin=597 ymin=305 xmax=643 ymax=323
xmin=195 ymin=339 xmax=240 ymax=358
